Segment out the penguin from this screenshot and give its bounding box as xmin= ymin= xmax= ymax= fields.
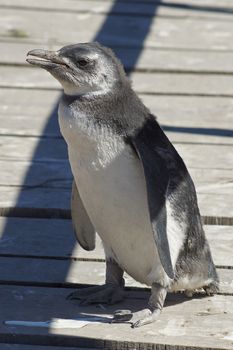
xmin=26 ymin=42 xmax=219 ymax=328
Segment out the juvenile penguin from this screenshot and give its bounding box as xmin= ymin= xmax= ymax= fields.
xmin=26 ymin=43 xmax=219 ymax=327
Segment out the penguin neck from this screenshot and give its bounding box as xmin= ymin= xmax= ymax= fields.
xmin=63 ymin=86 xmax=112 ymax=98
xmin=62 ymin=77 xmax=128 ymax=99
xmin=61 ymin=82 xmax=149 ymax=136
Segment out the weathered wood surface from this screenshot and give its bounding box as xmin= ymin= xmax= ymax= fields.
xmin=1 ymin=66 xmax=233 ymax=97
xmin=0 ymin=0 xmax=233 ymax=348
xmin=0 ymin=285 xmax=232 ymax=350
xmin=4 ymin=256 xmax=233 ymax=293
xmin=0 ymin=157 xmax=233 ymax=217
xmin=0 ymin=186 xmax=70 ymax=210
xmin=0 ymin=345 xmax=88 ymax=350
xmin=1 ymin=8 xmax=233 ymax=50
xmin=3 ymin=42 xmax=233 ymax=74
xmin=1 ymin=136 xmax=233 ymax=168
xmin=1 ymin=0 xmax=233 ymax=20
xmin=0 ymin=158 xmax=233 ymax=217
xmin=1 ymin=88 xmax=233 ymax=130
xmin=0 ymin=256 xmax=231 ymax=294
xmin=0 ymin=185 xmax=233 ymax=218
xmin=0 ymin=217 xmax=232 ymax=268
xmin=0 ymin=160 xmax=71 ymax=187
xmin=0 ymin=137 xmax=67 ymax=161
xmin=1 ymin=89 xmax=232 ymax=146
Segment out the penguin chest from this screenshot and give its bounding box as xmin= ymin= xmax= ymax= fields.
xmin=59 ymin=110 xmax=164 ymax=285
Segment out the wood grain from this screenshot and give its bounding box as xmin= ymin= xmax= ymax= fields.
xmin=0 ymin=160 xmax=232 ymax=217
xmin=0 ymin=89 xmax=232 ymax=146
xmin=1 ymin=67 xmax=233 ymax=97
xmin=2 ymin=41 xmax=233 ymax=73
xmin=0 ymin=217 xmax=232 ymax=268
xmin=0 ymin=0 xmax=232 ymax=349
xmin=1 ymin=0 xmax=233 ymax=20
xmin=0 ymin=285 xmax=232 ymax=349
xmin=1 ymin=8 xmax=233 ymax=50
xmin=0 ymin=256 xmax=231 ymax=295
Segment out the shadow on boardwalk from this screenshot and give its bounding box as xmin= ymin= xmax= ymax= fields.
xmin=1 ymin=0 xmax=162 ymax=327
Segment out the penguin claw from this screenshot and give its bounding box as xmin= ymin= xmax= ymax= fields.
xmin=112 ymin=308 xmax=161 ymax=328
xmin=131 ymin=308 xmax=161 ymax=328
xmin=204 ymin=282 xmax=219 ymax=296
xmin=112 ymin=309 xmax=133 ymax=322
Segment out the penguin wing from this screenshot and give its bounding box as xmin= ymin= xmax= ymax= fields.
xmin=71 ymin=180 xmax=96 ymax=251
xmin=129 ymin=117 xmax=174 ymax=279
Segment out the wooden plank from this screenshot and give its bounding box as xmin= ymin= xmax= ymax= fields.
xmin=1 ymin=9 xmax=233 ymax=51
xmin=2 ymin=64 xmax=232 ymax=105
xmin=1 ymin=67 xmax=232 ymax=97
xmin=0 ymin=217 xmax=232 ymax=268
xmin=4 ymin=0 xmax=233 ymax=8
xmin=0 ymin=159 xmax=72 ymax=188
xmin=175 ymin=143 xmax=233 ymax=170
xmin=1 ymin=89 xmax=232 ymax=145
xmin=1 ymin=184 xmax=232 ymax=218
xmin=0 ymin=285 xmax=232 ymax=349
xmin=205 ymin=226 xmax=233 ymax=268
xmin=0 ymin=137 xmax=67 ymax=161
xmin=190 ymin=169 xmax=233 ymax=196
xmin=1 ymin=0 xmax=233 ymax=20
xmin=142 ymin=95 xmax=233 ymax=130
xmin=0 ymin=345 xmax=89 ymax=350
xmin=132 ymin=72 xmax=233 ymax=97
xmin=1 ymin=88 xmax=233 ymax=131
xmin=0 ymin=186 xmax=70 ymax=210
xmin=196 ymin=193 xmax=233 ymax=219
xmin=0 ymin=256 xmax=231 ymax=295
xmin=0 ymin=151 xmax=233 ymax=194
xmin=0 ymin=134 xmax=232 ymax=169
xmin=0 ymin=162 xmax=232 ymax=217
xmin=2 ymin=41 xmax=233 ymax=73
xmin=0 ymin=89 xmax=61 ymax=137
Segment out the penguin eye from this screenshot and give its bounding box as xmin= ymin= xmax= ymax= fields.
xmin=77 ymin=59 xmax=89 ymax=68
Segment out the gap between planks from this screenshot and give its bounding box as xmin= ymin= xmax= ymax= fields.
xmin=2 ymin=62 xmax=233 ymax=76
xmin=0 ymin=207 xmax=233 ymax=226
xmin=2 ymin=84 xmax=233 ymax=98
xmin=0 ymin=253 xmax=232 ymax=271
xmin=0 ymin=285 xmax=232 ymax=350
xmin=0 ymin=261 xmax=231 ymax=296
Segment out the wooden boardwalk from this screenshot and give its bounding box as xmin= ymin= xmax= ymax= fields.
xmin=0 ymin=0 xmax=233 ymax=349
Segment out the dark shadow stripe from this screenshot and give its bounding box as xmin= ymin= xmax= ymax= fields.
xmin=162 ymin=125 xmax=233 ymax=138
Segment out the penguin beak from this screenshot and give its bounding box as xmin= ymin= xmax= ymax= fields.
xmin=26 ymin=49 xmax=68 ymax=69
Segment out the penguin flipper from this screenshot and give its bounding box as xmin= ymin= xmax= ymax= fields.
xmin=129 ymin=117 xmax=174 ymax=279
xmin=71 ymin=180 xmax=96 ymax=251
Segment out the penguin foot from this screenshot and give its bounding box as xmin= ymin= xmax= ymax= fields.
xmin=203 ymin=281 xmax=219 ymax=296
xmin=112 ymin=308 xmax=161 ymax=328
xmin=112 ymin=282 xmax=167 ymax=327
xmin=67 ymin=284 xmax=125 ymax=305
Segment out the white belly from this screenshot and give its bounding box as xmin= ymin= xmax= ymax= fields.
xmin=59 ymin=109 xmax=167 ymax=286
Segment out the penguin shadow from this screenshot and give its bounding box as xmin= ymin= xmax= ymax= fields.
xmin=65 ymin=288 xmax=209 ymax=324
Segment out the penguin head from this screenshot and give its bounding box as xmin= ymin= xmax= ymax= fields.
xmin=26 ymin=42 xmax=128 ymax=96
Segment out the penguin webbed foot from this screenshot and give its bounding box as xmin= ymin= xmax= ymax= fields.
xmin=67 ymin=284 xmax=125 ymax=305
xmin=112 ymin=282 xmax=167 ymax=328
xmin=112 ymin=307 xmax=161 ymax=328
xmin=203 ymin=281 xmax=219 ymax=296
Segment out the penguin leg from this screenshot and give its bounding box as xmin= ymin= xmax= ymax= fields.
xmin=113 ymin=283 xmax=167 ymax=328
xmin=67 ymin=259 xmax=125 ymax=305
